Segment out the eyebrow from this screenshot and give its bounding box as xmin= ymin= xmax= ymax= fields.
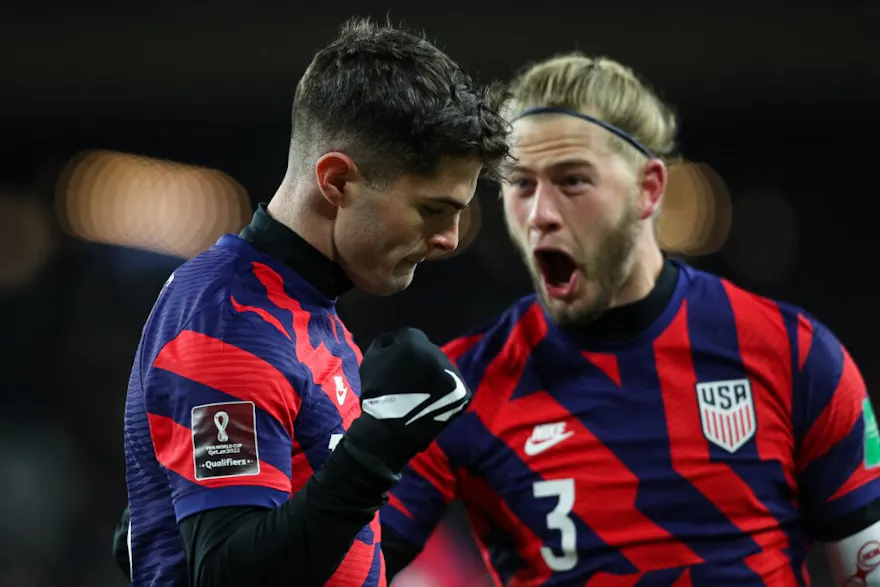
xmin=428 ymin=196 xmax=469 ymax=210
xmin=508 ymin=158 xmax=596 ymax=174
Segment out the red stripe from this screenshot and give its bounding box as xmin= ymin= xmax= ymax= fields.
xmin=582 ymin=351 xmax=621 ymax=386
xmin=672 ymin=568 xmax=692 ymax=587
xmin=230 ymin=296 xmax=290 ymax=340
xmin=828 ymin=461 xmax=880 ymax=502
xmin=463 ymin=304 xmax=553 ymax=585
xmin=469 ymin=303 xmax=546 ymax=422
xmin=153 ymin=330 xmax=299 ymax=438
xmin=406 ymin=441 xmax=457 ymax=504
xmin=443 ymin=333 xmax=484 ymax=362
xmin=147 ymin=413 xmax=291 ymax=493
xmin=498 ymin=390 xmax=702 ymax=571
xmin=655 ymin=301 xmax=796 ymax=585
xmin=796 ymin=314 xmax=813 ymax=371
xmin=252 ymin=262 xmax=361 ymax=429
xmin=337 ymin=316 xmax=363 ymax=364
xmin=460 ymin=471 xmax=553 ymax=586
xmin=723 ymin=281 xmax=797 ymax=491
xmin=584 ymin=572 xmax=642 ymax=586
xmin=377 ymin=545 xmax=387 ymax=587
xmin=327 ymin=311 xmax=340 ymax=342
xmin=326 ymin=525 xmax=376 ymax=586
xmin=798 ymin=347 xmax=865 ymax=473
xmin=472 ymin=535 xmax=504 ymax=587
xmin=386 ymin=492 xmax=413 ymax=519
xmin=289 ymin=436 xmax=313 ymax=493
xmin=461 ymin=505 xmax=503 ymax=585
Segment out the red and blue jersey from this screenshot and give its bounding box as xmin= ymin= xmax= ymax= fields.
xmin=383 ymin=259 xmax=879 ymax=586
xmin=123 ymin=233 xmax=383 ymax=586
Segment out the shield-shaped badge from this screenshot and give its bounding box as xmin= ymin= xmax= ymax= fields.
xmin=695 ymin=379 xmax=756 ymax=453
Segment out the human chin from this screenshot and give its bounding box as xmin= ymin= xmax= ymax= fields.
xmin=357 ymin=262 xmax=416 ymax=296
xmin=536 ymin=270 xmax=610 ymax=327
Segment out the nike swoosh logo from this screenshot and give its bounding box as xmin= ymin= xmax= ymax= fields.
xmin=524 ymin=431 xmax=574 ymax=456
xmin=405 ymin=369 xmax=468 ymax=425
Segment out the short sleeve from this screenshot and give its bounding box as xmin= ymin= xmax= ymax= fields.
xmin=143 ymin=300 xmax=306 ymax=522
xmin=794 ymin=314 xmax=880 ymax=530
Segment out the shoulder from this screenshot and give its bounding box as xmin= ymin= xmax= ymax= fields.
xmin=677 ymin=260 xmax=850 ymax=379
xmin=141 ymin=241 xmax=312 ymax=381
xmin=442 ymin=294 xmax=545 ymax=381
xmin=678 ymin=260 xmax=806 ymax=345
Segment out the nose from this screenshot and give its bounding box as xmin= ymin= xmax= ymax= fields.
xmin=528 ymin=182 xmax=563 ymax=234
xmin=426 ymin=216 xmax=460 ymax=259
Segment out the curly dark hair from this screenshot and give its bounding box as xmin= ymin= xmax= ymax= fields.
xmin=288 ymin=17 xmax=511 ymax=185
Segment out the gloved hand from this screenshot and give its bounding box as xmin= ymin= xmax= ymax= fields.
xmin=343 ymin=328 xmax=472 ymax=473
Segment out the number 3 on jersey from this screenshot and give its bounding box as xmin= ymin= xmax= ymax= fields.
xmin=533 ymin=478 xmax=578 ymax=571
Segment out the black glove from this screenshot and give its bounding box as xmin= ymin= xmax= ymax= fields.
xmin=344 ymin=328 xmax=472 ymax=473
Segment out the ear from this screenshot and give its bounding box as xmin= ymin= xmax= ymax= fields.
xmin=314 ymin=152 xmax=360 ymax=208
xmin=638 ymin=158 xmax=668 ymax=220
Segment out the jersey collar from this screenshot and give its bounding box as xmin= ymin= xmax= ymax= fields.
xmin=563 ymin=257 xmax=680 ymax=344
xmin=239 ymin=202 xmax=354 ymax=300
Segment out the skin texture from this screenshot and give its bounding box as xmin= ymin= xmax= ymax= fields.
xmin=270 ymin=155 xmax=483 ymax=296
xmin=501 ymin=114 xmax=667 ymax=327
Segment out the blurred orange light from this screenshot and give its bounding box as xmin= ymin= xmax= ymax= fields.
xmin=658 ymin=161 xmax=732 ymax=257
xmin=0 ymin=196 xmax=55 ymax=291
xmin=56 ymin=150 xmax=251 ymax=258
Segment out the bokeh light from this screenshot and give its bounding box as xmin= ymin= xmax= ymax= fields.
xmin=56 ymin=150 xmax=251 ymax=259
xmin=0 ymin=195 xmax=55 ymax=291
xmin=658 ymin=161 xmax=732 ymax=256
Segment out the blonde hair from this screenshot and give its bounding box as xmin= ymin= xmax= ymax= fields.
xmin=506 ymin=53 xmax=678 ymax=162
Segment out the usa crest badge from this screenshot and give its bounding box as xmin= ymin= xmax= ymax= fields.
xmin=695 ymin=379 xmax=756 ymax=453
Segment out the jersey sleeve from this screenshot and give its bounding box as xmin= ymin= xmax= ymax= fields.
xmin=794 ymin=313 xmax=880 ymax=532
xmin=142 ymin=298 xmax=306 ymax=522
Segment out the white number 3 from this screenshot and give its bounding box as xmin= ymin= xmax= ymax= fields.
xmin=533 ymin=478 xmax=578 ymax=571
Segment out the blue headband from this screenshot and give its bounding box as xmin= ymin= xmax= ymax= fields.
xmin=514 ymin=106 xmax=655 ymax=158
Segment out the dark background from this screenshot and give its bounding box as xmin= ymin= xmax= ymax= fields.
xmin=1 ymin=2 xmax=874 ymax=585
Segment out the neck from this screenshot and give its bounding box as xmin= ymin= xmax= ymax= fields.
xmin=267 ymin=177 xmax=336 ymax=262
xmin=610 ymin=228 xmax=665 ymax=309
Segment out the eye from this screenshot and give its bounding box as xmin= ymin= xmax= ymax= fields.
xmin=562 ymin=176 xmax=591 ymax=187
xmin=420 ymin=204 xmax=444 ymax=217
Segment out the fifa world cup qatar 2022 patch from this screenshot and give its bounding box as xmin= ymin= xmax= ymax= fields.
xmin=191 ymin=401 xmax=260 ymax=481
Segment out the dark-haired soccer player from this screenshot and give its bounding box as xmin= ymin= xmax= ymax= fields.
xmin=381 ymin=53 xmax=880 ymax=586
xmin=120 ymin=18 xmax=509 ymax=587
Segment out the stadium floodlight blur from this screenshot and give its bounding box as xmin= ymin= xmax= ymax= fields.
xmin=0 ymin=195 xmax=55 ymax=291
xmin=56 ymin=150 xmax=251 ymax=259
xmin=657 ymin=160 xmax=732 ymax=257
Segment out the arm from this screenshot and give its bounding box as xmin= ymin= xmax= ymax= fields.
xmin=381 ymin=439 xmax=460 ymax=581
xmin=142 ymin=305 xmax=398 ymax=587
xmin=380 ymin=332 xmax=484 ymax=582
xmin=117 ymin=445 xmax=397 ymax=586
xmin=179 ymin=441 xmax=397 ymax=587
xmin=792 ymin=314 xmax=880 ymax=585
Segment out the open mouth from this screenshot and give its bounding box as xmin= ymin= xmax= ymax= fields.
xmin=534 ymin=249 xmax=578 ymax=299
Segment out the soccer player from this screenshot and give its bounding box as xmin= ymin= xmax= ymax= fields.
xmin=120 ymin=18 xmax=509 ymax=587
xmin=380 ymin=53 xmax=880 ymax=586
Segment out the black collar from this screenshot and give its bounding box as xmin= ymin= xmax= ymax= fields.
xmin=239 ymin=203 xmax=353 ymax=300
xmin=563 ymin=258 xmax=679 ymax=343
